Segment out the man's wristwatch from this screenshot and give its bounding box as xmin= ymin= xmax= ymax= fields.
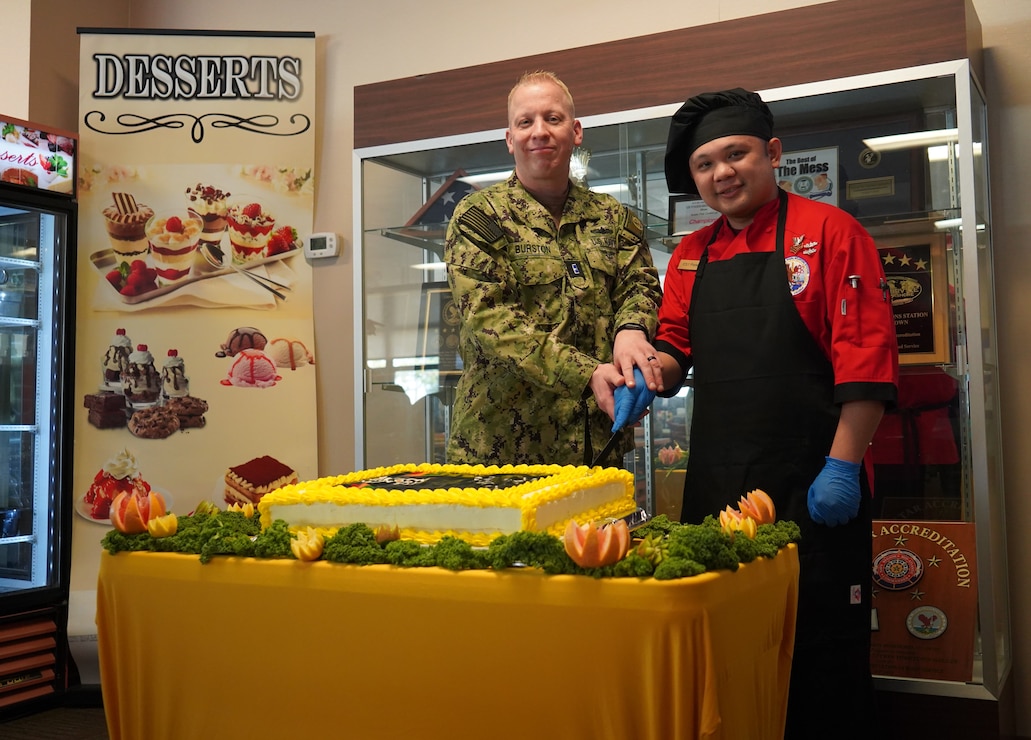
xmin=615 ymin=322 xmax=649 ymax=339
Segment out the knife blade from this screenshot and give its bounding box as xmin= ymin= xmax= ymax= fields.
xmin=590 ymin=430 xmax=623 ymax=468
xmin=597 ymin=507 xmax=652 ymax=532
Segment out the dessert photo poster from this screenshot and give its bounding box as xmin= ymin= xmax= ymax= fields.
xmin=69 ymin=28 xmax=317 ymax=663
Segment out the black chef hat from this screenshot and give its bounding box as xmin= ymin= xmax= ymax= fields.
xmin=665 ymin=88 xmax=775 ymax=195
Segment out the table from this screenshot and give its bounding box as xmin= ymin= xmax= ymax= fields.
xmin=97 ymin=546 xmax=798 ymax=740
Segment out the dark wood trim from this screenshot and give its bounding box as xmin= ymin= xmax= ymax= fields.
xmin=354 ymin=0 xmax=981 ymax=150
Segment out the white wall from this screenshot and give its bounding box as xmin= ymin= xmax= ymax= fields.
xmin=1 ymin=0 xmax=31 ymax=119
xmin=27 ymin=0 xmax=1031 ymax=732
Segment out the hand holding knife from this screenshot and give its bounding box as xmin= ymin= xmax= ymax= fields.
xmin=592 ymin=366 xmax=656 ymax=467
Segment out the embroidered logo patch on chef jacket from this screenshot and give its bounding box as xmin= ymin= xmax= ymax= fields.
xmin=785 ymin=255 xmax=810 ymax=296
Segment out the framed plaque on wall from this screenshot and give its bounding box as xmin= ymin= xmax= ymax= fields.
xmin=776 ymin=114 xmax=924 ymax=220
xmin=876 ymin=232 xmax=951 ymax=366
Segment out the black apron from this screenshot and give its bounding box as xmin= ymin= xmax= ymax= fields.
xmin=683 ymin=191 xmax=876 ymax=738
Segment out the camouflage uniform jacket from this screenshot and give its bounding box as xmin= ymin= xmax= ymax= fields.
xmin=443 ymin=174 xmax=661 ymax=466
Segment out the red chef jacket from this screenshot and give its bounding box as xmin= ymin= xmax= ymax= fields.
xmin=655 ymin=192 xmax=899 ymax=404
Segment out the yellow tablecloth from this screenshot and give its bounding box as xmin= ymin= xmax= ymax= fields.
xmin=97 ymin=546 xmax=798 ymax=740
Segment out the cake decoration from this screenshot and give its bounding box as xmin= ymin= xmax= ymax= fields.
xmin=564 ymin=519 xmax=630 ymax=568
xmin=257 ymin=463 xmax=637 ymax=547
xmin=147 ymin=513 xmax=178 ymax=538
xmin=101 ymin=488 xmax=801 ymax=579
xmin=110 ymin=486 xmax=167 ymax=534
xmin=290 ymin=527 xmax=325 ymax=561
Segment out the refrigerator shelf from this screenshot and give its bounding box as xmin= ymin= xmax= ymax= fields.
xmin=0 ymin=536 xmax=33 ymax=546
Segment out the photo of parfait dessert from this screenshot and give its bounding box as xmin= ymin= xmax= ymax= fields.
xmin=185 ymin=183 xmax=230 ymax=248
xmin=225 ymin=202 xmax=275 ymax=265
xmin=102 ymin=192 xmax=155 ymax=262
xmin=145 ymin=212 xmax=203 ymax=281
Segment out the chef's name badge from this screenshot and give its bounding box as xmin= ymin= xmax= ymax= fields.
xmin=678 ymin=259 xmax=700 ymax=271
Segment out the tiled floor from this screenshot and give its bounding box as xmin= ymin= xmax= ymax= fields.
xmin=0 ymin=706 xmax=109 ymax=739
xmin=1 ymin=687 xmax=108 ymax=740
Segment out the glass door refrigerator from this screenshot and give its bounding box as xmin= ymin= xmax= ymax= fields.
xmin=0 ymin=116 xmax=77 ymax=715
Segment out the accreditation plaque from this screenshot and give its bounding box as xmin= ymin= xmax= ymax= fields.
xmin=870 ymin=520 xmax=977 ymax=682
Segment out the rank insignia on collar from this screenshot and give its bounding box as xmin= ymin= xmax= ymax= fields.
xmin=791 ymin=234 xmax=806 ymax=254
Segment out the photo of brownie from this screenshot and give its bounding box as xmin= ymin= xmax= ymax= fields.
xmin=83 ymin=392 xmax=127 ymax=429
xmin=87 ymin=408 xmax=127 ymax=429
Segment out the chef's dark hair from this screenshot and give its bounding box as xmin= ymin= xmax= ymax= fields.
xmin=665 ymin=88 xmax=775 ymax=195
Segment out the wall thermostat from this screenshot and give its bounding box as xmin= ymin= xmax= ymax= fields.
xmin=303 ymin=232 xmax=341 ymax=259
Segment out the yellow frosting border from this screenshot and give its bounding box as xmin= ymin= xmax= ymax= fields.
xmin=257 ymin=463 xmax=636 ymax=543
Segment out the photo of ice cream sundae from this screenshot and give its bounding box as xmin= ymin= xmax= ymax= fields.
xmin=101 ymin=327 xmax=133 ymax=390
xmin=121 ymin=344 xmax=161 ymax=409
xmin=161 ymin=348 xmax=190 ymax=399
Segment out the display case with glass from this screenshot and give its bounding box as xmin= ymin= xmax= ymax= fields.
xmin=354 ymin=59 xmax=1008 ymax=700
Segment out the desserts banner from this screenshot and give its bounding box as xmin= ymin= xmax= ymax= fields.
xmin=870 ymin=520 xmax=978 ymax=682
xmin=70 ymin=29 xmax=317 ymax=665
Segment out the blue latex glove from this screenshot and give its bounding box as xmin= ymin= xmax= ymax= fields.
xmin=807 ymin=456 xmax=862 ymax=527
xmin=611 ymin=367 xmax=656 ymax=433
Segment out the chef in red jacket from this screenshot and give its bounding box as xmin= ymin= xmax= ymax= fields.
xmin=651 ymin=89 xmax=899 ymax=739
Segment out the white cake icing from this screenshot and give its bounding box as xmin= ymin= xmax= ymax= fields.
xmin=257 ymin=463 xmax=637 ymax=546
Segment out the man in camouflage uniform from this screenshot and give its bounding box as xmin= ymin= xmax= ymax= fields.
xmin=444 ymin=71 xmax=663 ymax=466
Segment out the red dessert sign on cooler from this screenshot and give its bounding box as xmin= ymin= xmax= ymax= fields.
xmin=0 ymin=116 xmax=77 ymax=195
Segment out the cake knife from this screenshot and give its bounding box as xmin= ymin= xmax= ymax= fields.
xmin=590 ymin=430 xmax=623 ymax=468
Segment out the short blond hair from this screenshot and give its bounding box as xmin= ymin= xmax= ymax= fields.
xmin=508 ymin=71 xmax=575 ymax=119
